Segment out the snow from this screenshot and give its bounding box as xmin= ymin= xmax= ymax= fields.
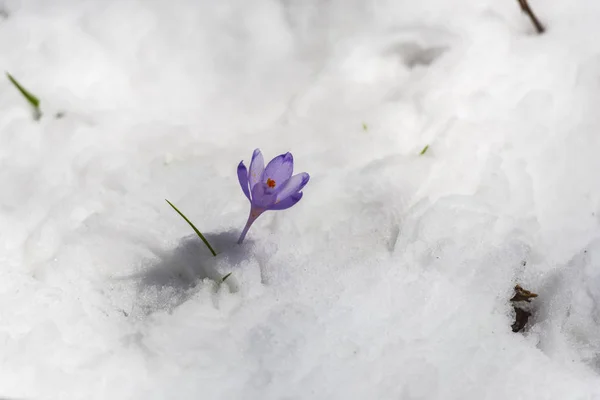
xmin=2 ymin=0 xmax=600 ymax=398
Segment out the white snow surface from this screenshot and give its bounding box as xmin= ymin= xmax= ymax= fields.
xmin=2 ymin=0 xmax=600 ymax=399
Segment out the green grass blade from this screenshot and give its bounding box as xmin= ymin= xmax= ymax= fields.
xmin=419 ymin=144 xmax=429 ymax=155
xmin=6 ymin=72 xmax=41 ymax=120
xmin=166 ymin=199 xmax=217 ymax=257
xmin=222 ymin=272 xmax=232 ymax=282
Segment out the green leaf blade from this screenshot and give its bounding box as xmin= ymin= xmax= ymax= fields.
xmin=166 ymin=199 xmax=217 ymax=257
xmin=7 ymin=72 xmax=40 ymax=108
xmin=222 ymin=272 xmax=232 ymax=282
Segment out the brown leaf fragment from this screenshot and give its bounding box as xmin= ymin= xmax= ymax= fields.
xmin=510 ymin=285 xmax=538 ymax=303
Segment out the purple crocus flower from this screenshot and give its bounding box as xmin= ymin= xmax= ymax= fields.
xmin=237 ymin=149 xmax=310 ymax=244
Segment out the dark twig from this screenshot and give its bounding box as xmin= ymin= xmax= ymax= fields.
xmin=517 ymin=0 xmax=545 ymax=34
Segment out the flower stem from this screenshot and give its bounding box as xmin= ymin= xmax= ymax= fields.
xmin=238 ymin=210 xmax=261 ymax=244
xmin=237 ymin=217 xmax=253 ymax=244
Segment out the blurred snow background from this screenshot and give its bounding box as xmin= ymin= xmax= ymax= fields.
xmin=1 ymin=0 xmax=600 ymax=398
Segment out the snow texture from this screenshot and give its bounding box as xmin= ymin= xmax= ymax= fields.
xmin=1 ymin=0 xmax=600 ymax=399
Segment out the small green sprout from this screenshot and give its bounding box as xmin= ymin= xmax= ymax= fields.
xmin=420 ymin=145 xmax=429 ymax=155
xmin=362 ymin=122 xmax=368 ymax=131
xmin=165 ymin=199 xmax=217 ymax=256
xmin=221 ymin=272 xmax=232 ymax=282
xmin=6 ymin=72 xmax=41 ymax=120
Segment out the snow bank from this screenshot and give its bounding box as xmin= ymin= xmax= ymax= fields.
xmin=1 ymin=0 xmax=600 ymax=398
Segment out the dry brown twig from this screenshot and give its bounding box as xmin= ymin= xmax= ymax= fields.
xmin=517 ymin=0 xmax=545 ymax=34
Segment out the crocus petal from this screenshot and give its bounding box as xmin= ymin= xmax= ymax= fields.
xmin=269 ymin=192 xmax=303 ymax=210
xmin=237 ymin=161 xmax=251 ymax=201
xmin=249 ymin=149 xmax=264 ymax=190
xmin=262 ymin=152 xmax=293 ymax=192
xmin=275 ymin=172 xmax=310 ymax=202
xmin=251 ymin=181 xmax=277 ymax=208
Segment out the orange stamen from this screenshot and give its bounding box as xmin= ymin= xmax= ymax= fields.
xmin=267 ymin=178 xmax=276 ymax=188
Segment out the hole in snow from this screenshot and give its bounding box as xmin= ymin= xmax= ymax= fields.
xmin=510 ymin=284 xmax=538 ymax=333
xmin=386 ymin=42 xmax=448 ymax=69
xmin=128 ymin=232 xmax=244 ymax=315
